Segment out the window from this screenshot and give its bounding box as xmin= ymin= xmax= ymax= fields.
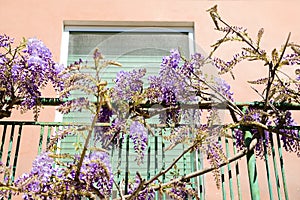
xmin=58 ymin=22 xmax=196 ymax=195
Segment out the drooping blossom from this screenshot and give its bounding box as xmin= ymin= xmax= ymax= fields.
xmin=12 ymin=151 xmax=113 ymax=199
xmin=148 ymin=49 xmax=195 ymax=124
xmin=128 ymin=174 xmax=155 ymax=200
xmin=57 ymin=97 xmax=91 ymax=114
xmin=129 ymin=120 xmax=148 ymax=165
xmin=148 ymin=49 xmax=192 ymax=104
xmin=94 ymin=106 xmax=114 ymax=147
xmin=111 ymin=69 xmax=146 ymax=101
xmin=0 ymin=34 xmax=13 ymax=47
xmin=167 ymin=181 xmax=188 ymax=199
xmin=167 ymin=180 xmax=199 ymax=199
xmin=283 ymin=53 xmax=300 ymax=66
xmin=274 ymin=111 xmax=300 ymax=156
xmin=0 ymin=35 xmax=65 ymax=119
xmin=232 ymin=108 xmax=293 ymax=158
xmin=214 ymin=77 xmax=234 ymax=101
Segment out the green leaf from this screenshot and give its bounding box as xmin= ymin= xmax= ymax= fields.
xmin=291 ymin=46 xmax=300 ymax=54
xmin=256 ymin=28 xmax=264 ymax=47
xmin=207 ymin=5 xmax=220 ymax=30
xmin=272 ymin=48 xmax=279 ymax=64
xmin=248 ymin=77 xmax=268 ymax=84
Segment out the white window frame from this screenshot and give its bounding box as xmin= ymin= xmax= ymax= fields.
xmin=56 ymin=21 xmax=195 ymax=122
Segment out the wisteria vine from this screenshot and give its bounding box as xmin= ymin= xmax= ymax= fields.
xmin=1 ymin=5 xmax=300 ymax=200
xmin=0 ymin=35 xmax=65 ymax=120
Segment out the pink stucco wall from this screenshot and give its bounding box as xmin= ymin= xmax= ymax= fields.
xmin=1 ymin=0 xmax=300 ymax=199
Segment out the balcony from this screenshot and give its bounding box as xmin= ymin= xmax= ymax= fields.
xmin=1 ymin=100 xmax=299 ymax=199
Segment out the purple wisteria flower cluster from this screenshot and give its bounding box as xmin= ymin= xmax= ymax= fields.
xmin=166 ymin=181 xmax=199 ymax=200
xmin=97 ymin=118 xmax=126 ymax=147
xmin=148 ymin=49 xmax=194 ymax=103
xmin=147 ymin=49 xmax=192 ymax=124
xmin=128 ymin=174 xmax=155 ymax=200
xmin=0 ymin=35 xmax=64 ymax=119
xmin=94 ymin=105 xmax=115 ymax=147
xmin=147 ymin=49 xmax=234 ymax=124
xmin=274 ymin=111 xmax=300 ymax=156
xmin=6 ymin=152 xmax=113 ymax=199
xmin=233 ymin=108 xmax=272 ymax=157
xmin=111 ymin=69 xmax=146 ymax=102
xmin=214 ymin=77 xmax=234 ymax=101
xmin=129 ymin=120 xmax=148 ymax=165
xmin=233 ymin=108 xmax=300 ymax=158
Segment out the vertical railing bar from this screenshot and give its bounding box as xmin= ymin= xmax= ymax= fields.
xmin=38 ymin=125 xmax=45 ymax=154
xmin=270 ymin=133 xmax=282 ymax=200
xmin=110 ymin=135 xmax=115 ymax=200
xmin=147 ymin=135 xmax=151 ymax=181
xmin=189 ymin=128 xmax=196 ymax=193
xmin=219 ymin=137 xmax=227 ymax=200
xmin=116 ymin=136 xmax=123 ymax=191
xmin=154 ymin=134 xmax=158 ymax=199
xmin=245 ymin=129 xmax=260 ymax=200
xmin=5 ymin=125 xmax=15 ymax=168
xmin=242 ymin=106 xmax=260 ymax=200
xmin=11 ymin=125 xmax=23 ymax=181
xmin=161 ymin=130 xmax=166 ymax=200
xmin=190 ymin=148 xmax=196 ymax=190
xmin=225 ymin=137 xmax=234 ymax=200
xmin=276 ymin=131 xmax=289 ymax=200
xmin=183 ymin=143 xmax=187 ymax=176
xmin=0 ymin=124 xmax=7 ymax=160
xmin=232 ymin=130 xmax=242 ymax=200
xmin=197 ymin=149 xmax=205 ymax=200
xmin=47 ymin=126 xmax=52 ymax=146
xmin=124 ymin=134 xmax=130 ymax=194
xmin=55 ymin=126 xmax=61 ymax=157
xmin=162 ymin=132 xmax=166 ymax=183
xmin=5 ymin=125 xmax=15 ymax=200
xmin=263 ymin=134 xmax=274 ymax=200
xmin=154 ymin=135 xmax=158 ymax=174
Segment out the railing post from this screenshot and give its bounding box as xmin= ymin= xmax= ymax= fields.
xmin=244 ymin=130 xmax=260 ymax=200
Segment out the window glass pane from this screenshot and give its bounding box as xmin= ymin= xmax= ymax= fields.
xmin=64 ymin=30 xmax=191 ymax=118
xmin=68 ymin=31 xmax=190 ymax=57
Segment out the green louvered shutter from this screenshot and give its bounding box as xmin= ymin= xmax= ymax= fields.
xmin=60 ymin=30 xmax=194 ymax=185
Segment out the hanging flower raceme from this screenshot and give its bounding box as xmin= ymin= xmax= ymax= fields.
xmin=148 ymin=49 xmax=193 ymax=104
xmin=274 ymin=111 xmax=300 ymax=156
xmin=111 ymin=68 xmax=146 ymax=102
xmin=166 ymin=181 xmax=199 ymax=200
xmin=128 ymin=174 xmax=155 ymax=200
xmin=129 ymin=120 xmax=148 ymax=165
xmin=73 ymin=151 xmax=114 ymax=197
xmin=214 ymin=77 xmax=234 ymax=101
xmin=94 ymin=105 xmax=114 ymax=147
xmin=233 ymin=108 xmax=272 ymax=157
xmin=12 ymin=152 xmax=113 ymax=199
xmin=148 ymin=49 xmax=197 ymax=124
xmin=0 ymin=35 xmax=65 ymax=119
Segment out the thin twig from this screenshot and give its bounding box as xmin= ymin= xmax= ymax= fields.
xmin=144 ymin=142 xmax=198 ymax=186
xmin=113 ymin=179 xmax=125 ymax=200
xmin=158 ymin=137 xmax=257 ymax=187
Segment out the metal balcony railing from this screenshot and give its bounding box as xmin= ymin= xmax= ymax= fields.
xmin=1 ymin=100 xmax=299 ymax=200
